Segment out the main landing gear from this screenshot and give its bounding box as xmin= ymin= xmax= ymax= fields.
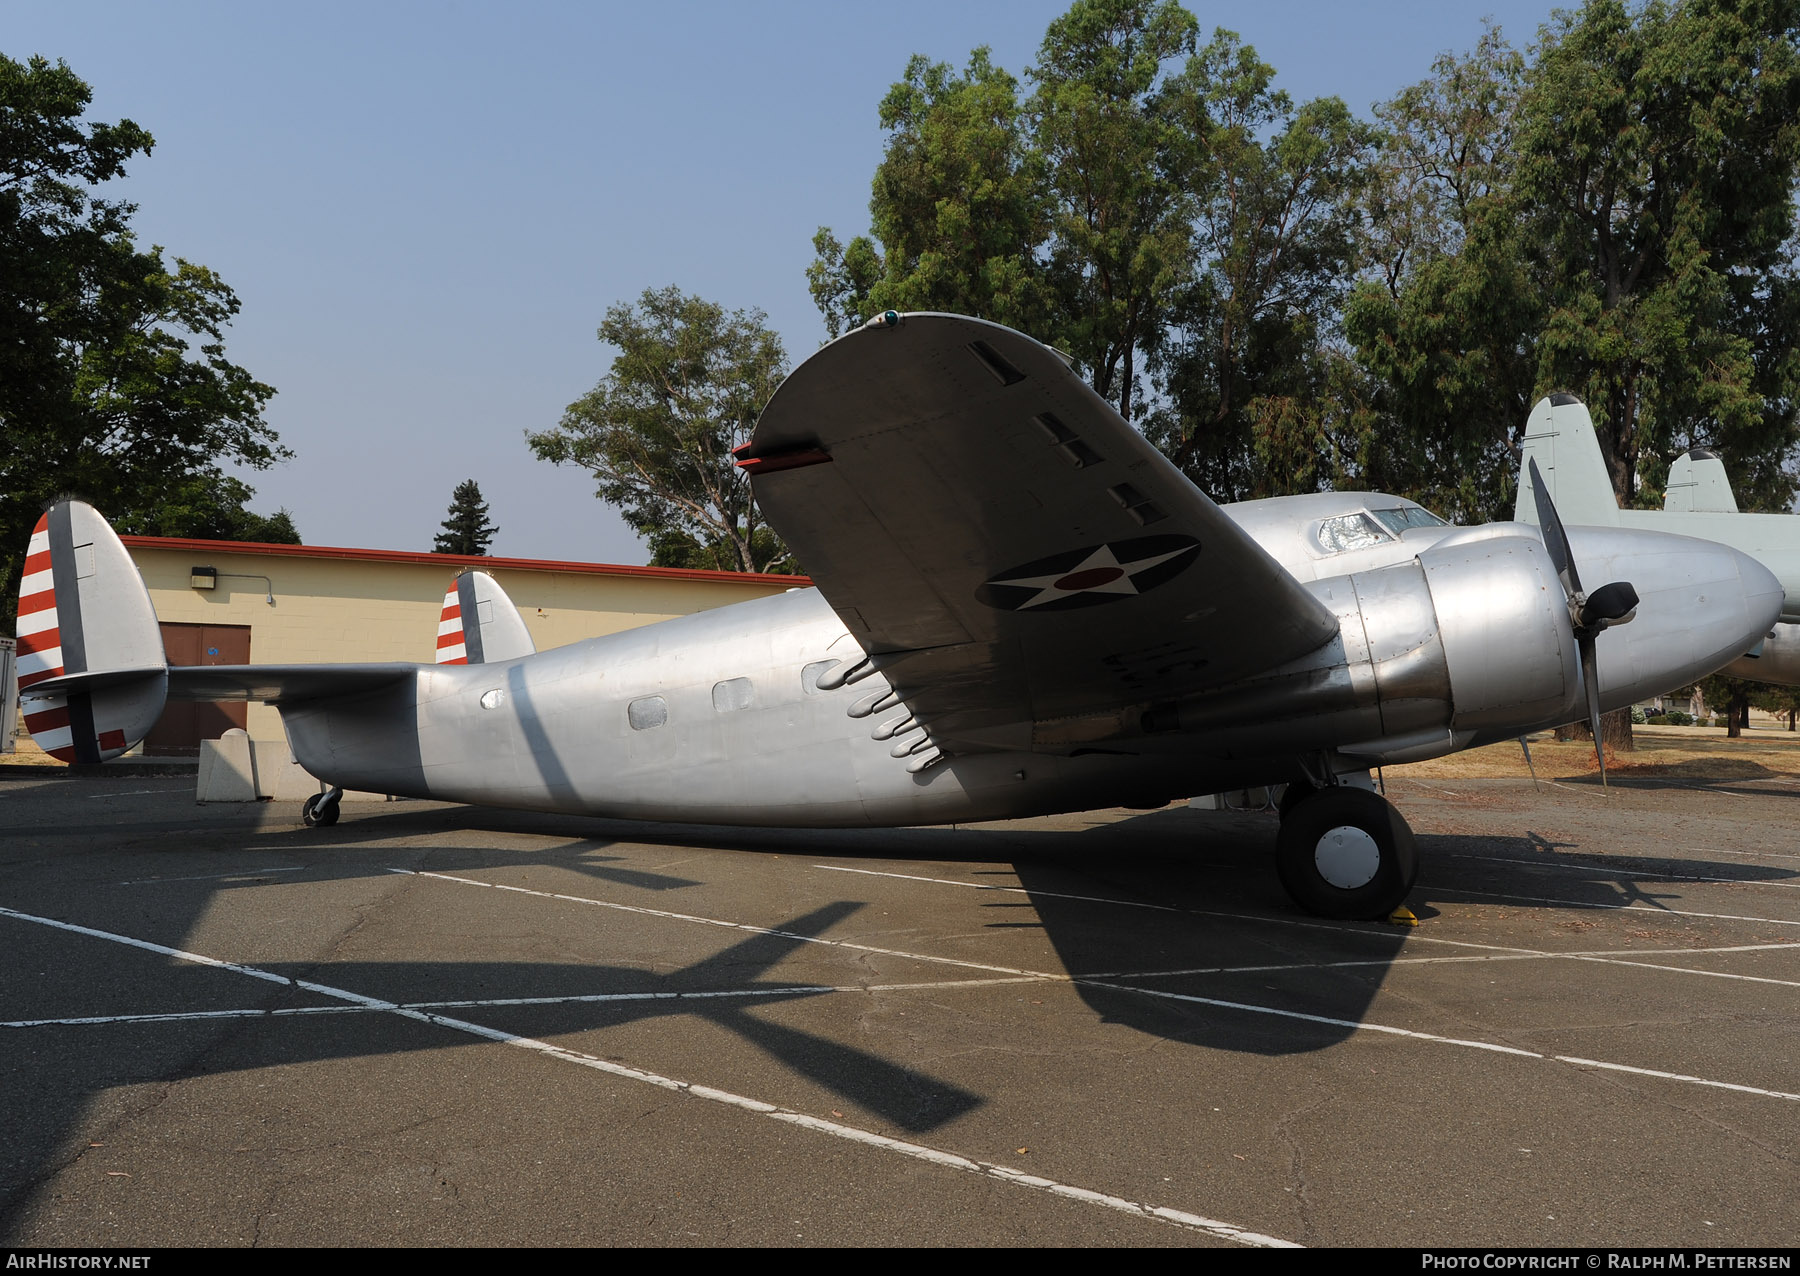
xmin=1274 ymin=776 xmax=1418 ymax=920
xmin=300 ymin=787 xmax=344 ymax=828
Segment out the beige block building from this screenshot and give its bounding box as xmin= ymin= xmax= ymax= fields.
xmin=119 ymin=534 xmax=807 ymax=752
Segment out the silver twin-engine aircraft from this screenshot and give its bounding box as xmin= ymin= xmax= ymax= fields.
xmin=13 ymin=314 xmax=1786 ymax=919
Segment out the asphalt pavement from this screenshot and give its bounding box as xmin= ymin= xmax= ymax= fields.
xmin=1 ymin=769 xmax=1796 ymax=1247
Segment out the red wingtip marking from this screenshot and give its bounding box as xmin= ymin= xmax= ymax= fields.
xmin=98 ymin=729 xmax=127 ymax=751
xmin=31 ymin=513 xmax=49 ymax=534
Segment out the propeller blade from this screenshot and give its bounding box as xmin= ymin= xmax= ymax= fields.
xmin=1580 ymin=637 xmax=1607 ymax=788
xmin=1518 ymin=736 xmax=1540 ymax=791
xmin=1528 ymin=456 xmax=1583 ymax=597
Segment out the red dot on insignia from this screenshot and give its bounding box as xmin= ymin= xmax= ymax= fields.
xmin=1054 ymin=566 xmax=1125 ymax=590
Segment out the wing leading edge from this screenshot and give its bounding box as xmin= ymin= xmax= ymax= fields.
xmin=744 ymin=312 xmax=1338 ymax=753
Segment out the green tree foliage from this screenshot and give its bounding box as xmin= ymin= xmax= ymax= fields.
xmin=1347 ymin=2 xmax=1800 ymax=521
xmin=1342 ymin=26 xmax=1535 ymax=523
xmin=810 ymin=0 xmax=1208 ymax=420
xmin=1030 ymin=0 xmax=1205 ymax=421
xmin=0 ymin=54 xmax=282 ymax=626
xmin=114 ymin=475 xmax=299 ymax=544
xmin=808 ymin=49 xmax=1051 ymax=341
xmin=1143 ymin=34 xmax=1377 ymax=500
xmin=432 ymin=479 xmax=497 ymax=556
xmin=528 ymin=287 xmax=796 ymax=575
xmin=810 ymin=1 xmax=1374 ymax=466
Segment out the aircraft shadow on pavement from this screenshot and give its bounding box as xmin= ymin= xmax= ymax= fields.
xmin=7 ymin=790 xmax=1796 ymax=1235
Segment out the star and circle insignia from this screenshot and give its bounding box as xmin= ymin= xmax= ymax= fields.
xmin=975 ymin=535 xmax=1201 ymax=612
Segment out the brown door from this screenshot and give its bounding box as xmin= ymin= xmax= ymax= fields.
xmin=143 ymin=623 xmax=251 ymax=756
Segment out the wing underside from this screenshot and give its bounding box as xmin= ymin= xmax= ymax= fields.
xmin=745 ymin=313 xmax=1338 ymax=754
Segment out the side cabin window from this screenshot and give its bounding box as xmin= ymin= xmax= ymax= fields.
xmin=1313 ymin=513 xmax=1390 ymax=555
xmin=801 ymin=661 xmax=837 ymax=694
xmin=1369 ymin=506 xmax=1448 ymax=535
xmin=712 ymin=678 xmax=754 ymax=713
xmin=628 ymin=696 xmax=668 ymax=730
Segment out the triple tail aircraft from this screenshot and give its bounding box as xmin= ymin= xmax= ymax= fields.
xmin=13 ymin=314 xmax=1785 ymax=920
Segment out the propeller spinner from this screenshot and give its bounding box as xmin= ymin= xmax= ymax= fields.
xmin=1527 ymin=457 xmax=1640 ymax=784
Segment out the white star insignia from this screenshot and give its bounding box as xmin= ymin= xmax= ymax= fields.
xmin=989 ymin=543 xmax=1195 ymax=610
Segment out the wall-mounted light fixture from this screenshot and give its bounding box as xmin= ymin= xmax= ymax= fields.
xmin=191 ymin=567 xmax=276 ymax=605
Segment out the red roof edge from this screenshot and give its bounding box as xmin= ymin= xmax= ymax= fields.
xmin=118 ymin=535 xmax=812 ymax=588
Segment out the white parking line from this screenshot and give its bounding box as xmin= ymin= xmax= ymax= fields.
xmin=3 ymin=977 xmax=1048 ymax=1030
xmin=1430 ymin=883 xmax=1800 ymax=927
xmin=1081 ymin=980 xmax=1800 ymax=1103
xmin=1442 ymin=849 xmax=1800 ymax=891
xmin=388 ymin=868 xmax=1065 ymax=980
xmin=0 ymin=904 xmax=1294 ymax=1248
xmin=813 ymin=863 xmax=1544 ymax=952
xmin=117 ymin=866 xmax=308 ymax=886
xmin=394 ymin=869 xmax=1800 ymax=1105
xmin=1084 ymin=942 xmax=1800 ymax=989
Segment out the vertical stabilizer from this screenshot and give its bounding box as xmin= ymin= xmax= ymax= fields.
xmin=1664 ymin=448 xmax=1740 ymax=513
xmin=15 ymin=502 xmax=168 ymax=762
xmin=435 ymin=570 xmax=536 ymax=664
xmin=1513 ymin=393 xmax=1621 ymax=526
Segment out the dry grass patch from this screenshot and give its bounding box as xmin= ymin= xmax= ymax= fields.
xmin=1393 ymin=722 xmax=1800 ymax=782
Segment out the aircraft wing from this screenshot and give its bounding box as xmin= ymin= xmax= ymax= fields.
xmin=163 ymin=665 xmax=418 ymax=704
xmin=743 ymin=312 xmax=1339 ymax=752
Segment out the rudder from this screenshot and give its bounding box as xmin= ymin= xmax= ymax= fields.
xmin=435 ymin=570 xmax=535 ymax=664
xmin=1513 ymin=393 xmax=1621 ymax=527
xmin=16 ymin=502 xmax=168 ymax=762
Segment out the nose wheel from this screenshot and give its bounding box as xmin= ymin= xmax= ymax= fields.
xmin=1276 ymin=786 xmax=1417 ymax=919
xmin=300 ymin=787 xmax=343 ymax=828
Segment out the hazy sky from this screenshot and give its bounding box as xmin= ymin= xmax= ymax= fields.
xmin=9 ymin=2 xmax=1558 ymax=565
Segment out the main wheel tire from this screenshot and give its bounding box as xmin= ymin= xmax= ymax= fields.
xmin=1276 ymin=779 xmax=1317 ymax=821
xmin=300 ymin=793 xmax=339 ymax=828
xmin=1276 ymin=787 xmax=1417 ymax=919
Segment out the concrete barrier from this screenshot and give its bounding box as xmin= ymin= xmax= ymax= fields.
xmin=196 ymin=729 xmax=258 ymax=802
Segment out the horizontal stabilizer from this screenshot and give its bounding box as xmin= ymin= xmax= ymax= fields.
xmin=166 ymin=664 xmax=418 ymax=703
xmin=436 ymin=570 xmax=535 ymax=664
xmin=15 ymin=502 xmax=168 ymax=762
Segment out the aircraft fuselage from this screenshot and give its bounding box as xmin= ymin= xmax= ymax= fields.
xmin=277 ymin=500 xmax=1782 ymax=825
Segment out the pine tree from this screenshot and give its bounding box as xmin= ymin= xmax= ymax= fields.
xmin=433 ymin=479 xmax=497 ymax=556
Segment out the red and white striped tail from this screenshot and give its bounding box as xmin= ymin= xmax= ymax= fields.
xmin=436 ymin=582 xmax=469 ymax=664
xmin=432 ymin=570 xmax=533 ymax=666
xmin=16 ymin=515 xmax=77 ymax=760
xmin=13 ymin=501 xmax=168 ymax=764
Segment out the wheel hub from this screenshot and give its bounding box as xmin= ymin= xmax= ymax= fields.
xmin=1314 ymin=824 xmax=1381 ymax=890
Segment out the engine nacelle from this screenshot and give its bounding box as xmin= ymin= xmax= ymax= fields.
xmin=1718 ymin=621 xmax=1800 ymax=687
xmin=1410 ymin=527 xmax=1580 ymax=731
xmin=1120 ymin=522 xmax=1781 ymax=767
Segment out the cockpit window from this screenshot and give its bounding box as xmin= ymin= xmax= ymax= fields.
xmin=1314 ymin=513 xmax=1390 ymax=554
xmin=1369 ymin=506 xmax=1448 ymax=534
